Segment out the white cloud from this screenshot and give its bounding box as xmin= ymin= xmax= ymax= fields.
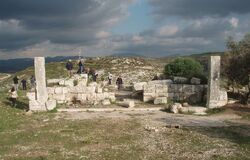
xmin=229 ymin=17 xmax=239 ymax=28
xmin=157 ymin=25 xmax=179 ymax=37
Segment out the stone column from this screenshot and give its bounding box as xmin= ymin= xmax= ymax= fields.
xmin=207 ymin=56 xmax=227 ymax=108
xmin=30 ymin=57 xmax=48 ymax=111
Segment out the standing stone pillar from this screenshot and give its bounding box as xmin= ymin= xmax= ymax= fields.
xmin=207 ymin=56 xmax=227 ymax=108
xmin=29 ymin=57 xmax=48 ymax=111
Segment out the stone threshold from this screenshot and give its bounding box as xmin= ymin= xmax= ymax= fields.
xmin=58 ymin=107 xmax=163 ymax=112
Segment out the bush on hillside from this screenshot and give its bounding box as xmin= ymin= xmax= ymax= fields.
xmin=164 ymin=58 xmax=205 ymax=81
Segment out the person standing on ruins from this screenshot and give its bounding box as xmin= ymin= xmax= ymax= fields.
xmin=108 ymin=72 xmax=113 ymax=85
xmin=30 ymin=75 xmax=36 ymax=90
xmin=21 ymin=79 xmax=27 ymax=90
xmin=78 ymin=59 xmax=84 ymax=74
xmin=9 ymin=86 xmax=18 ymax=107
xmin=116 ymin=76 xmax=123 ymax=90
xmin=13 ymin=75 xmax=19 ymax=91
xmin=66 ymin=59 xmax=73 ymax=77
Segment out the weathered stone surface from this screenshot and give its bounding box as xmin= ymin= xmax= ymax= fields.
xmin=170 ymin=103 xmax=182 ymax=114
xmin=47 ymin=87 xmax=55 ymax=94
xmin=148 ymin=80 xmax=173 ymax=85
xmin=96 ymin=87 xmax=103 ymax=93
xmin=133 ymin=82 xmax=147 ymax=91
xmin=64 ymin=79 xmax=74 ymax=87
xmin=120 ymin=99 xmax=135 ymax=108
xmin=46 ymin=100 xmax=57 ymax=110
xmin=102 ymin=99 xmax=111 ymax=106
xmin=55 ymin=87 xmax=63 ymax=94
xmin=173 ymin=77 xmax=188 ymax=84
xmin=29 ymin=100 xmax=46 ymax=111
xmin=27 ymin=92 xmax=36 ymax=101
xmin=154 ymin=97 xmax=167 ymax=105
xmin=190 ymin=77 xmax=201 ymax=85
xmin=207 ymin=56 xmax=228 ymax=108
xmin=32 ymin=57 xmax=48 ymax=111
xmin=47 ymin=79 xmax=62 ymax=84
xmin=52 ymin=94 xmax=66 ymax=101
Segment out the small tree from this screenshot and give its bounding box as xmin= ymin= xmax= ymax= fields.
xmin=164 ymin=58 xmax=204 ymax=79
xmin=224 ymin=33 xmax=250 ymax=103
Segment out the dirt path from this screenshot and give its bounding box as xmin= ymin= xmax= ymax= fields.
xmin=0 ymin=74 xmax=11 ymax=82
xmin=55 ymin=110 xmax=248 ymax=128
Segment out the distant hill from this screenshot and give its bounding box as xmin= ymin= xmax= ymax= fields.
xmin=110 ymin=53 xmax=145 ymax=57
xmin=0 ymin=56 xmax=79 ymax=73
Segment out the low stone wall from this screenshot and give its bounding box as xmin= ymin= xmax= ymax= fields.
xmin=134 ymin=80 xmax=207 ymax=104
xmin=28 ymin=74 xmax=116 ymax=107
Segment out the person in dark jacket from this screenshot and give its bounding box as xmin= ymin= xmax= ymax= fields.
xmin=116 ymin=76 xmax=123 ymax=90
xmin=78 ymin=59 xmax=84 ymax=74
xmin=66 ymin=59 xmax=73 ymax=77
xmin=13 ymin=76 xmax=19 ymax=91
xmin=21 ymin=79 xmax=27 ymax=90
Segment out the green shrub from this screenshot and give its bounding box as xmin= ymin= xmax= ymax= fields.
xmin=164 ymin=58 xmax=205 ymax=80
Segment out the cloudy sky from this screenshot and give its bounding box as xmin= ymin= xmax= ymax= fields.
xmin=0 ymin=0 xmax=249 ymax=59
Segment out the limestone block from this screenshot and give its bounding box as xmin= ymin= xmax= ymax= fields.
xmin=69 ymin=86 xmax=82 ymax=93
xmin=87 ymin=86 xmax=96 ymax=94
xmin=53 ymin=94 xmax=66 ymax=101
xmin=156 ymin=92 xmax=168 ymax=97
xmin=175 ymin=84 xmax=183 ymax=93
xmin=78 ymin=79 xmax=87 ymax=87
xmin=109 ymin=93 xmax=116 ymax=102
xmin=193 ymin=85 xmax=205 ymax=93
xmin=96 ymin=93 xmax=105 ymax=101
xmin=155 ymin=84 xmax=168 ymax=93
xmin=46 ymin=100 xmax=57 ymax=111
xmin=29 ymin=100 xmax=46 ymax=111
xmin=55 ymin=87 xmax=63 ymax=94
xmin=173 ymin=77 xmax=188 ymax=84
xmin=77 ymin=94 xmax=87 ymax=101
xmin=47 ymin=87 xmax=55 ymax=94
xmin=148 ymin=80 xmax=173 ymax=85
xmin=179 ymin=107 xmax=207 ymax=115
xmin=143 ymin=95 xmax=154 ymax=102
xmin=87 ymin=93 xmax=97 ymax=101
xmin=89 ymin=82 xmax=98 ymax=87
xmin=187 ymin=93 xmax=203 ymax=104
xmin=80 ymin=74 xmax=88 ymax=79
xmin=167 ymin=93 xmax=174 ymax=99
xmin=133 ymin=82 xmax=147 ymax=91
xmin=65 ymin=93 xmax=77 ymax=101
xmin=59 ymin=80 xmax=65 ymax=86
xmin=96 ymin=87 xmax=103 ymax=93
xmin=102 ymin=99 xmax=111 ymax=106
xmin=144 ymin=84 xmax=156 ymax=93
xmin=182 ymin=85 xmax=193 ymax=93
xmin=62 ymin=87 xmax=69 ymax=94
xmin=170 ymin=103 xmax=182 ymax=114
xmin=27 ymin=92 xmax=36 ymax=101
xmin=190 ymin=77 xmax=201 ymax=85
xmin=168 ymin=84 xmax=176 ymax=93
xmin=154 ymin=97 xmax=167 ymax=105
xmin=47 ymin=79 xmax=62 ymax=84
xmin=120 ymin=99 xmax=135 ymax=108
xmin=57 ymin=101 xmax=66 ymax=104
xmin=64 ymin=79 xmax=74 ymax=87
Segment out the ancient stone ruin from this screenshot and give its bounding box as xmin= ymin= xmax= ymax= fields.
xmin=206 ymin=56 xmax=228 ymax=108
xmin=27 ymin=57 xmax=116 ymax=111
xmin=27 ymin=56 xmax=228 ymax=111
